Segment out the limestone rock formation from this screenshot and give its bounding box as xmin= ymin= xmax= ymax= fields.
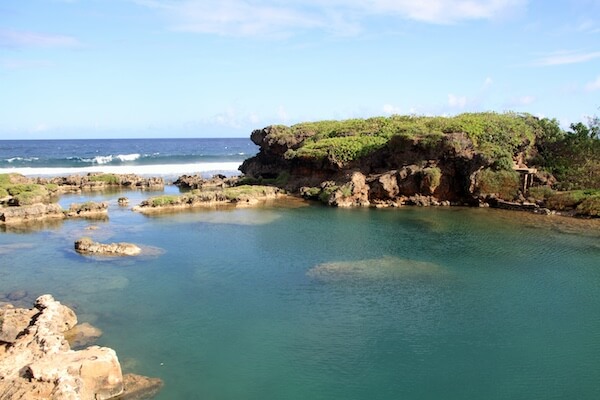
xmin=74 ymin=237 xmax=141 ymax=256
xmin=0 ymin=203 xmax=64 ymax=224
xmin=0 ymin=295 xmax=162 ymax=400
xmin=65 ymin=201 xmax=109 ymax=218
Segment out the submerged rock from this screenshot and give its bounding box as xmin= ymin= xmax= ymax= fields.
xmin=75 ymin=237 xmax=142 ymax=256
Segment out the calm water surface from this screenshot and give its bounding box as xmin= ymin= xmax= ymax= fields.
xmin=1 ymin=190 xmax=599 ymax=399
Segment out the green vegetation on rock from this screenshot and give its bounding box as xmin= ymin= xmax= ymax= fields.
xmin=88 ymin=174 xmax=120 ymax=184
xmin=0 ymin=175 xmax=51 ymax=205
xmin=279 ymin=112 xmax=550 ymax=168
xmin=475 ymin=169 xmax=520 ymax=200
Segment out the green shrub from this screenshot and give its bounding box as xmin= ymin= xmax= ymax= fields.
xmin=421 ymin=167 xmax=442 ymax=193
xmin=528 ymin=186 xmax=554 ymax=201
xmin=295 ymin=136 xmax=388 ymax=163
xmin=546 ymin=190 xmax=600 ymax=211
xmin=576 ymin=195 xmax=600 ymax=216
xmin=476 ymin=169 xmax=520 ymax=200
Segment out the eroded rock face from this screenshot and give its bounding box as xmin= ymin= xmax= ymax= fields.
xmin=0 ymin=295 xmax=123 ymax=399
xmin=74 ymin=238 xmax=141 ymax=256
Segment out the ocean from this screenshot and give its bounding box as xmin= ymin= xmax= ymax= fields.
xmin=0 ymin=138 xmax=255 ymax=178
xmin=1 ymin=139 xmax=600 ymax=399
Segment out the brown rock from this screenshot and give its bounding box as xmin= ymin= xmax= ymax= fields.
xmin=75 ymin=238 xmax=141 ymax=256
xmin=65 ymin=322 xmax=103 ymax=348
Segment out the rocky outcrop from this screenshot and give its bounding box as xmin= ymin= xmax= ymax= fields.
xmin=65 ymin=201 xmax=109 ymax=218
xmin=0 ymin=295 xmax=162 ymax=399
xmin=134 ymin=184 xmax=286 ymax=213
xmin=74 ymin=237 xmax=142 ymax=256
xmin=0 ymin=203 xmax=64 ymax=224
xmin=173 ymin=174 xmax=237 ymax=190
xmin=240 ymin=127 xmax=488 ymax=207
xmin=35 ymin=173 xmax=164 ymax=192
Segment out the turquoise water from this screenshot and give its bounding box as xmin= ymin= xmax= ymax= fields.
xmin=1 ymin=190 xmax=600 ymax=399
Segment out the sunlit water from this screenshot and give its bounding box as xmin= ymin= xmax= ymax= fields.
xmin=1 ymin=189 xmax=599 ymax=399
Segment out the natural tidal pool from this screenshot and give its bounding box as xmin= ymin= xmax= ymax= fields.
xmin=1 ymin=191 xmax=600 ymax=399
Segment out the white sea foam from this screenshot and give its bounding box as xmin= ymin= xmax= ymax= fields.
xmin=116 ymin=153 xmax=141 ymax=162
xmin=92 ymin=155 xmax=114 ymax=164
xmin=0 ymin=162 xmax=242 ymax=178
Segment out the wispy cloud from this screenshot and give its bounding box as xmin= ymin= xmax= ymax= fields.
xmin=367 ymin=0 xmax=527 ymax=24
xmin=0 ymin=58 xmax=53 ymax=70
xmin=506 ymin=95 xmax=536 ymax=107
xmin=531 ymin=50 xmax=600 ymax=66
xmin=0 ymin=29 xmax=80 ymax=48
xmin=585 ymin=76 xmax=600 ymax=92
xmin=133 ymin=0 xmax=527 ymax=37
xmin=448 ymin=94 xmax=468 ymax=109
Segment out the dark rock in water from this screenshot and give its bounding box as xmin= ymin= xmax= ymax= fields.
xmin=116 ymin=374 xmax=164 ymax=400
xmin=64 ymin=322 xmax=103 ymax=349
xmin=118 ymin=197 xmax=130 ymax=206
xmin=75 ymin=237 xmax=142 ymax=256
xmin=6 ymin=289 xmax=27 ymax=301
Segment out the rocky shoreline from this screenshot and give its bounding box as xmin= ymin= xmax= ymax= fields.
xmin=0 ymin=170 xmax=593 ymax=227
xmin=0 ymin=295 xmax=162 ymax=399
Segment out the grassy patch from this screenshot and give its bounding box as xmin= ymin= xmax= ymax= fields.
xmin=149 ymin=195 xmax=180 ymax=207
xmin=88 ymin=174 xmax=120 ymax=184
xmin=223 ymin=185 xmax=274 ymax=200
xmin=293 ymin=136 xmax=388 ymax=163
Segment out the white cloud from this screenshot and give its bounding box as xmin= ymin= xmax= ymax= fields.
xmin=585 ymin=76 xmax=600 ymax=92
xmin=531 ymin=50 xmax=600 ymax=66
xmin=382 ymin=104 xmax=402 ymax=114
xmin=513 ymin=95 xmax=535 ymax=105
xmin=277 ymin=105 xmax=289 ymax=123
xmin=482 ymin=76 xmax=493 ymax=89
xmin=367 ymin=0 xmax=526 ymax=24
xmin=448 ymin=94 xmax=468 ymax=108
xmin=0 ymin=29 xmax=80 ymax=48
xmin=133 ymin=0 xmax=527 ymax=37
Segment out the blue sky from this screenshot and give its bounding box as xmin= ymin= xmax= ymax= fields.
xmin=1 ymin=0 xmax=599 ymax=139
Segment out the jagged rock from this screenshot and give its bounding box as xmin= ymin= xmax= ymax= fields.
xmin=0 ymin=203 xmax=64 ymax=224
xmin=0 ymin=305 xmax=37 ymax=343
xmin=66 ymin=201 xmax=109 ymax=217
xmin=74 ymin=238 xmax=141 ymax=256
xmin=174 ymin=174 xmax=237 ymax=190
xmin=0 ymin=295 xmax=161 ymax=400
